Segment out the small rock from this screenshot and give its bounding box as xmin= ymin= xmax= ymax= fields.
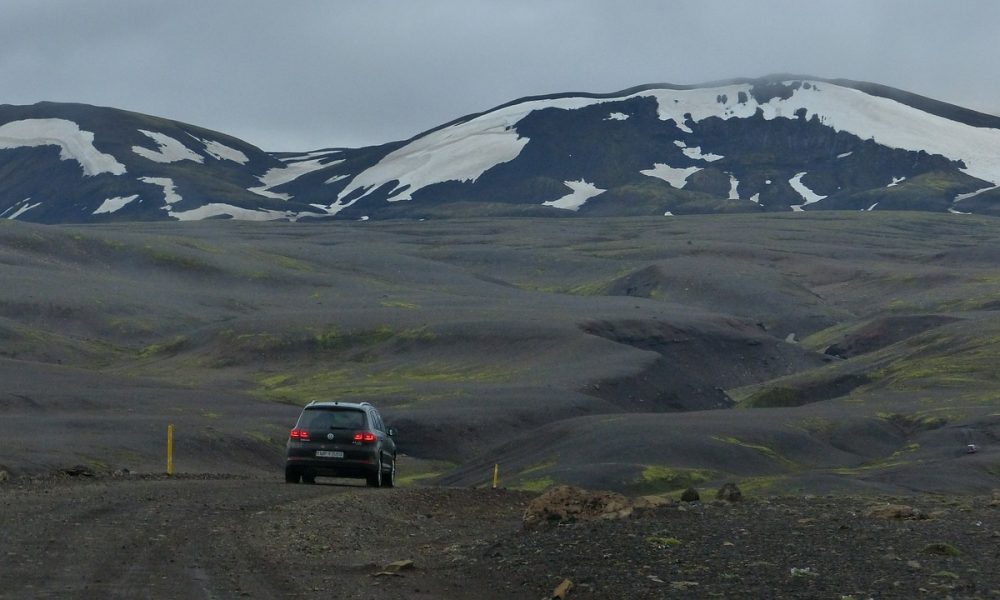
xmin=922 ymin=543 xmax=961 ymax=557
xmin=991 ymin=490 xmax=1000 ymax=507
xmin=551 ymin=578 xmax=573 ymax=599
xmin=680 ymin=487 xmax=700 ymax=502
xmin=523 ymin=485 xmax=633 ymax=528
xmin=633 ymin=495 xmax=673 ymax=510
xmin=0 ymin=470 xmax=9 ymax=482
xmin=906 ymin=560 xmax=922 ymax=570
xmin=716 ymin=482 xmax=743 ymax=502
xmin=931 ymin=571 xmax=960 ymax=580
xmin=62 ymin=465 xmax=95 ymax=477
xmin=372 ymin=559 xmax=415 ymax=577
xmin=670 ymin=581 xmax=699 ymax=590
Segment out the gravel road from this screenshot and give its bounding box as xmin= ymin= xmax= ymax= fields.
xmin=3 ymin=475 xmax=999 ymax=599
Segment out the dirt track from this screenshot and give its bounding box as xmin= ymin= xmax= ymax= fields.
xmin=0 ymin=476 xmax=333 ymax=599
xmin=3 ymin=475 xmax=1000 ymax=600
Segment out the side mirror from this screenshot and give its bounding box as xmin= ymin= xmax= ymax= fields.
xmin=387 ymin=427 xmax=396 ymax=437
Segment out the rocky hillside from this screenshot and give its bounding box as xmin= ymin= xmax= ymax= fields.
xmin=3 ymin=76 xmax=1000 ymax=223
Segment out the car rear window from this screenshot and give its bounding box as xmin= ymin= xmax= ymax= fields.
xmin=298 ymin=408 xmax=366 ymax=430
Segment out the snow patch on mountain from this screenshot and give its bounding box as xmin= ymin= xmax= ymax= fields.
xmin=887 ymin=176 xmax=906 ymax=187
xmin=789 ymin=172 xmax=827 ymax=211
xmin=606 ymin=112 xmax=629 ymax=121
xmin=279 ymin=149 xmax=342 ymax=163
xmin=0 ymin=119 xmax=126 ymax=176
xmin=250 ymin=157 xmax=341 ymax=200
xmin=728 ymin=174 xmax=740 ymax=200
xmin=189 ymin=135 xmax=249 ymax=164
xmin=94 ymin=195 xmax=139 ymax=215
xmin=673 ymin=140 xmax=723 ymax=162
xmin=640 ymin=164 xmax=702 ymax=189
xmin=139 ymin=176 xmax=182 ymax=205
xmin=954 ymin=184 xmax=999 ymax=203
xmin=167 ymin=203 xmax=296 ymax=222
xmin=132 ymin=130 xmax=204 ymax=164
xmin=2 ymin=198 xmax=41 ymax=220
xmin=542 ymin=180 xmax=605 ymax=211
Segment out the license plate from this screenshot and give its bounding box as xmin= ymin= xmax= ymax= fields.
xmin=316 ymin=450 xmax=344 ymax=458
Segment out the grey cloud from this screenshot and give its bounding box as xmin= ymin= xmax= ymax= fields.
xmin=2 ymin=0 xmax=998 ymax=151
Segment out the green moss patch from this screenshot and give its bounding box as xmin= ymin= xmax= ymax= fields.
xmin=625 ymin=466 xmax=717 ymax=495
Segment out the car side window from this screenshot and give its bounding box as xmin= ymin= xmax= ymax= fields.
xmin=372 ymin=411 xmax=385 ymax=433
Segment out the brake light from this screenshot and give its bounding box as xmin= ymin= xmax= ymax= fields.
xmin=352 ymin=431 xmax=376 ymax=443
xmin=289 ymin=428 xmax=310 ymax=440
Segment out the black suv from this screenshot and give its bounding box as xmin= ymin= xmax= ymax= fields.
xmin=284 ymin=401 xmax=397 ymax=487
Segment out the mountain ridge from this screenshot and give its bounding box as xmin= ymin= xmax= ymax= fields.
xmin=3 ymin=76 xmax=1000 ymax=223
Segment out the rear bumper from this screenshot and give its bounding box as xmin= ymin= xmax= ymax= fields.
xmin=285 ymin=455 xmax=377 ymax=478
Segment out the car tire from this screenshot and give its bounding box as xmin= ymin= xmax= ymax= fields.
xmin=366 ymin=456 xmax=383 ymax=488
xmin=384 ymin=456 xmax=396 ymax=488
xmin=302 ymin=474 xmax=316 ymax=484
xmin=284 ymin=466 xmax=301 ymax=484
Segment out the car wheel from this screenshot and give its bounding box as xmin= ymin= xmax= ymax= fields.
xmin=366 ymin=456 xmax=383 ymax=488
xmin=384 ymin=456 xmax=396 ymax=488
xmin=284 ymin=466 xmax=301 ymax=484
xmin=302 ymin=474 xmax=316 ymax=484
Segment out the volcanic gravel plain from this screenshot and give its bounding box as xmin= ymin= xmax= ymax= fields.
xmin=1 ymin=212 xmax=999 ymax=598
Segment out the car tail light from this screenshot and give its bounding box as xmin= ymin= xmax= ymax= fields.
xmin=352 ymin=431 xmax=376 ymax=443
xmin=289 ymin=428 xmax=310 ymax=440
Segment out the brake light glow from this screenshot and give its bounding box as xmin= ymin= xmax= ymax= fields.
xmin=289 ymin=428 xmax=310 ymax=440
xmin=352 ymin=431 xmax=376 ymax=443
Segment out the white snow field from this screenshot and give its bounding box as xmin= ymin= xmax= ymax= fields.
xmin=137 ymin=174 xmax=296 ymax=221
xmin=190 ymin=135 xmax=249 ymax=164
xmin=675 ymin=140 xmax=724 ymax=162
xmin=166 ymin=203 xmax=296 ymax=221
xmin=328 ymin=79 xmax=1000 ymax=215
xmin=789 ymin=172 xmax=827 ymax=211
xmin=138 ymin=176 xmax=182 ymax=205
xmin=541 ymin=180 xmax=605 ymax=211
xmin=132 ymin=130 xmax=204 ymax=163
xmin=2 ymin=199 xmax=42 ymax=220
xmin=640 ymin=163 xmax=702 ymax=189
xmin=93 ymin=194 xmax=139 ymax=215
xmin=250 ymin=156 xmax=341 ymax=200
xmin=728 ymin=174 xmax=740 ymax=200
xmin=0 ymin=119 xmax=126 ymax=176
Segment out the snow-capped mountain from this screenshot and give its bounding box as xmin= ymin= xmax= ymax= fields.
xmin=3 ymin=76 xmax=1000 ymax=223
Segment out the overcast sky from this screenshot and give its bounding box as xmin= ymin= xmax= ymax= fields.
xmin=3 ymin=0 xmax=998 ymax=151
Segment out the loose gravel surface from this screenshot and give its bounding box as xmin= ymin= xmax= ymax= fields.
xmin=2 ymin=475 xmax=999 ymax=599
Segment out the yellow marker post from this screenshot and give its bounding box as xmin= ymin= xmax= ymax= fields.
xmin=492 ymin=463 xmax=499 ymax=489
xmin=166 ymin=424 xmax=174 ymax=475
